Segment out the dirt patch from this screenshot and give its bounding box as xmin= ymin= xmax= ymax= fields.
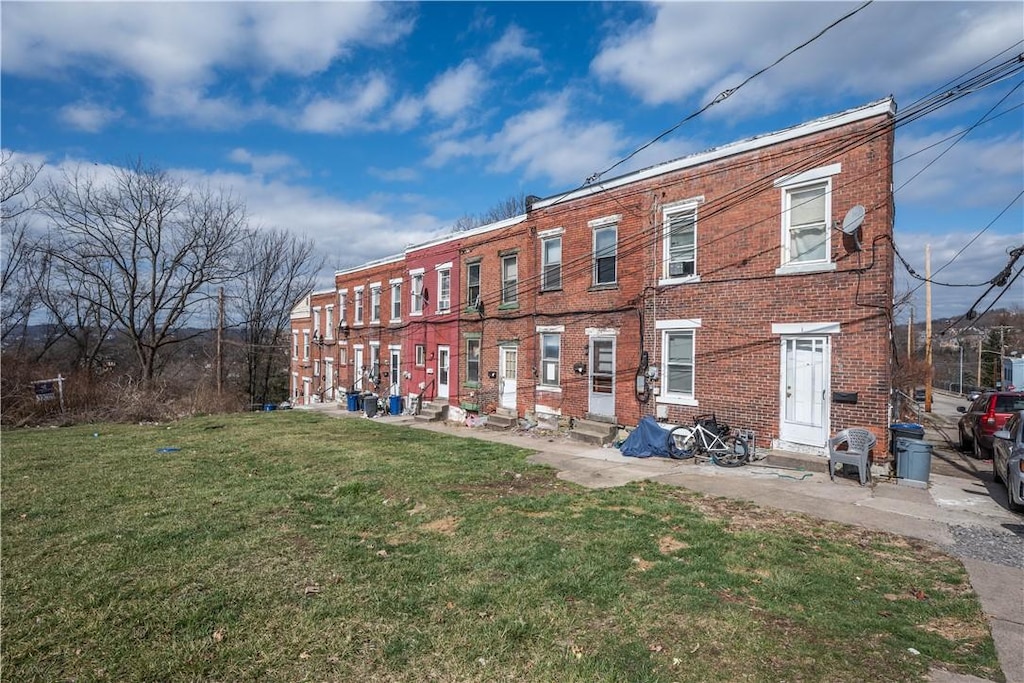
xmin=658 ymin=536 xmax=689 ymax=554
xmin=919 ymin=616 xmax=989 ymax=642
xmin=449 ymin=470 xmax=568 ymax=499
xmin=631 ymin=556 xmax=654 ymax=572
xmin=419 ymin=516 xmax=460 ymax=535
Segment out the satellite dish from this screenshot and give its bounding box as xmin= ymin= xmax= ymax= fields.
xmin=841 ymin=205 xmax=865 ymax=235
xmin=840 ymin=205 xmax=865 ymax=251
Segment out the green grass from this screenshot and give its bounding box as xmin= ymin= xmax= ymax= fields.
xmin=1 ymin=412 xmax=1002 ymax=682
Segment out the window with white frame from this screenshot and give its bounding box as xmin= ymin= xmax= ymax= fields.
xmin=501 ymin=254 xmax=518 ymax=304
xmin=314 ymin=359 xmax=320 ymax=377
xmin=664 ymin=205 xmax=697 ymax=279
xmin=466 ymin=338 xmax=481 ymax=384
xmin=292 ymin=331 xmax=299 ymax=359
xmin=415 ymin=344 xmax=426 ymax=367
xmin=783 ymin=181 xmax=829 ymax=264
xmin=303 ymin=331 xmax=310 ymax=360
xmin=593 ymin=224 xmax=617 ymax=285
xmin=539 ymin=333 xmax=560 ymax=387
xmin=370 ymin=285 xmax=381 ymax=323
xmin=390 ymin=280 xmax=402 ymax=321
xmin=541 ymin=235 xmax=562 ymax=291
xmin=411 ymin=272 xmax=424 ymax=315
xmin=339 ymin=290 xmax=347 ymax=324
xmin=369 ymin=343 xmax=380 ymax=383
xmin=325 ymin=306 xmax=334 ymax=339
xmin=354 ymin=287 xmax=364 ymax=324
xmin=466 ymin=262 xmax=481 ymax=309
xmin=437 ymin=267 xmax=451 ymax=313
xmin=339 ymin=346 xmax=347 ymax=367
xmin=663 ymin=330 xmax=694 ymax=399
xmin=312 ymin=306 xmax=321 ymax=337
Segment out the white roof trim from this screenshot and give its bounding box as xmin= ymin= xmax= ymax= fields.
xmin=533 ymin=98 xmax=894 ymax=210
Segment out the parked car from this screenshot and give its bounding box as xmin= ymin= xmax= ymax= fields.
xmin=967 ymin=389 xmax=983 ymax=402
xmin=958 ymin=391 xmax=1024 ymax=458
xmin=992 ymin=411 xmax=1024 ymax=513
xmin=913 ymin=387 xmax=926 ymax=402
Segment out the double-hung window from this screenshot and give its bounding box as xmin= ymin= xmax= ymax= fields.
xmin=656 ymin=319 xmax=701 ymax=406
xmin=370 ymin=284 xmax=381 ymax=324
xmin=415 ymin=344 xmax=426 ymax=367
xmin=325 ymin=306 xmax=334 ymax=339
xmin=540 ymin=231 xmax=562 ymax=291
xmin=312 ymin=306 xmax=321 ymax=339
xmin=338 ymin=290 xmax=347 ymax=326
xmin=466 ymin=262 xmax=481 ymax=310
xmin=410 ymin=270 xmax=424 ymax=315
xmin=663 ymin=202 xmax=697 ymax=280
xmin=302 ymin=331 xmax=310 ymax=360
xmin=292 ymin=331 xmax=299 ymax=359
xmin=591 ymin=217 xmax=618 ymax=285
xmin=501 ymin=255 xmax=518 ymax=305
xmin=466 ymin=338 xmax=481 ymax=384
xmin=354 ymin=287 xmax=364 ymax=324
xmin=390 ymin=280 xmax=402 ymax=321
xmin=775 ymin=164 xmax=839 ymax=273
xmin=437 ymin=266 xmax=451 ymax=313
xmin=539 ymin=333 xmax=561 ymax=388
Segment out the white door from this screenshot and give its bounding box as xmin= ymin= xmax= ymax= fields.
xmin=499 ymin=346 xmax=517 ymax=411
xmin=302 ymin=378 xmax=311 ymax=405
xmin=353 ymin=346 xmax=364 ymax=391
xmin=324 ymin=358 xmax=334 ymax=400
xmin=779 ymin=336 xmax=829 ymax=446
xmin=437 ymin=346 xmax=450 ymax=399
xmin=389 ymin=348 xmax=401 ymax=396
xmin=589 ymin=337 xmax=616 ymax=417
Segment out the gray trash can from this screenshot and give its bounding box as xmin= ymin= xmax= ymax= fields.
xmin=895 ymin=437 xmax=932 ymax=488
xmin=889 ymin=423 xmax=924 ymax=455
xmin=363 ymin=393 xmax=378 ymax=418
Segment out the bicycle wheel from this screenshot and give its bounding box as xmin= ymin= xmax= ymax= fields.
xmin=711 ymin=436 xmax=749 ymax=467
xmin=667 ymin=426 xmax=697 ymax=459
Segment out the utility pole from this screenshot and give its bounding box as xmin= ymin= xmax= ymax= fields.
xmin=907 ymin=307 xmax=914 ymax=360
xmin=216 ymin=287 xmax=224 ymax=396
xmin=924 ymin=245 xmax=933 ymax=413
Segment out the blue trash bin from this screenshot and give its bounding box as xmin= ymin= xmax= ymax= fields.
xmin=389 ymin=395 xmax=403 ymax=416
xmin=889 ymin=422 xmax=925 ymax=455
xmin=263 ymin=403 xmax=276 ymax=411
xmin=895 ymin=437 xmax=933 ymax=486
xmin=346 ymin=392 xmax=360 ymax=412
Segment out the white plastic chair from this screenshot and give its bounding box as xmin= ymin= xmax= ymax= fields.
xmin=828 ymin=428 xmax=876 ymax=486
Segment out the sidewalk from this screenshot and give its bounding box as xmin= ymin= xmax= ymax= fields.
xmin=306 ymin=403 xmax=1023 ymax=683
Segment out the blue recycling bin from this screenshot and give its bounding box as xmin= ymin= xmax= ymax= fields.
xmin=389 ymin=395 xmax=403 ymax=416
xmin=263 ymin=403 xmax=276 ymax=411
xmin=346 ymin=392 xmax=360 ymax=412
xmin=889 ymin=422 xmax=924 ymax=455
xmin=895 ymin=437 xmax=933 ymax=485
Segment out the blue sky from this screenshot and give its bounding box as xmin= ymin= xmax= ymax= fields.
xmin=2 ymin=1 xmax=1022 ymax=322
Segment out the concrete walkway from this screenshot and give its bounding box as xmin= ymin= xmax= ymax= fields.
xmin=306 ymin=403 xmax=1023 ymax=683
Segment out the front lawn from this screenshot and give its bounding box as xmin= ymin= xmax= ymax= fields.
xmin=1 ymin=412 xmax=1001 ymax=681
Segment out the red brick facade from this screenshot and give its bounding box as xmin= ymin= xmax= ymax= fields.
xmin=290 ymin=99 xmax=897 ymax=454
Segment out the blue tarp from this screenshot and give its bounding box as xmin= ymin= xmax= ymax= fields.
xmin=619 ymin=416 xmax=672 ymax=458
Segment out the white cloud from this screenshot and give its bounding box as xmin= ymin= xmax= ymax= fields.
xmin=297 ymin=75 xmax=391 ymax=133
xmin=368 ymin=167 xmax=421 ymax=183
xmin=591 ymin=2 xmax=1023 ymax=113
xmin=58 ymin=102 xmax=123 ymax=133
xmin=227 ymin=149 xmax=302 ymax=177
xmin=486 ymin=25 xmax=541 ymax=66
xmin=424 ymin=61 xmax=487 ymax=118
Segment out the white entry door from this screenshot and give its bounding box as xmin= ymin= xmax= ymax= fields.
xmin=353 ymin=346 xmax=364 ymax=391
xmin=589 ymin=337 xmax=616 ymax=417
xmin=389 ymin=348 xmax=401 ymax=396
xmin=779 ymin=336 xmax=829 ymax=446
xmin=437 ymin=346 xmax=450 ymax=399
xmin=499 ymin=346 xmax=518 ymax=411
xmin=324 ymin=358 xmax=334 ymax=400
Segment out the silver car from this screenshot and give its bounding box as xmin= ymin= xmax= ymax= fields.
xmin=992 ymin=410 xmax=1024 ymax=513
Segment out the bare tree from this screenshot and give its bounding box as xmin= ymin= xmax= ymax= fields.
xmin=449 ymin=193 xmax=527 ymax=232
xmin=231 ymin=227 xmax=323 ymax=403
xmin=40 ymin=160 xmax=247 ymax=383
xmin=0 ymin=151 xmax=44 ymax=348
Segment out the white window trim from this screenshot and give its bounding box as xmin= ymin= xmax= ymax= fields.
xmin=588 ymin=214 xmax=621 ymax=228
xmin=370 ymin=284 xmax=382 ymax=324
xmin=410 ymin=273 xmax=424 ymax=317
xmin=771 ymin=322 xmax=841 ymax=335
xmin=292 ymin=331 xmax=299 ymax=360
xmin=325 ymin=305 xmax=334 ymax=339
xmin=302 ymin=329 xmax=311 ymax=360
xmin=390 ymin=281 xmax=402 ymax=322
xmin=660 ymin=197 xmax=703 ymax=287
xmin=389 ymin=277 xmax=403 ymax=285
xmin=437 ymin=268 xmax=451 ymax=314
xmin=540 ymin=234 xmax=562 ymax=291
xmin=434 ymin=261 xmax=453 ymax=271
xmin=537 ymin=227 xmax=564 ymax=239
xmin=776 ymin=166 xmax=839 ymax=274
xmin=538 ymin=331 xmax=561 ymax=389
xmin=312 ymin=306 xmax=321 ymax=336
xmin=353 ymin=286 xmax=365 ymax=326
xmin=773 ymin=163 xmax=841 ymax=188
xmin=338 ymin=290 xmax=347 ymax=324
xmin=585 ymin=327 xmax=619 ymax=337
xmin=656 ymin=319 xmax=701 ymax=407
xmin=408 ymin=267 xmax=426 ymax=275
xmin=592 ymin=222 xmax=618 ymax=285
xmin=536 ymin=325 xmax=565 ymax=333
xmin=501 ymin=254 xmax=518 ymax=304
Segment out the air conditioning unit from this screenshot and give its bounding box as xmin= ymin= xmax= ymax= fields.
xmin=669 ymin=262 xmax=692 ymax=277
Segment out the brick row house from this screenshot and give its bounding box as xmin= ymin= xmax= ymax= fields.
xmin=290 ymin=98 xmax=897 ymax=454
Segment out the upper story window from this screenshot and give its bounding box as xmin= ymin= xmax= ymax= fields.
xmin=302 ymin=330 xmax=310 ymax=360
xmin=325 ymin=306 xmax=334 ymax=339
xmin=390 ymin=280 xmax=402 ymax=321
xmin=501 ymin=254 xmax=518 ymax=305
xmin=312 ymin=306 xmax=321 ymax=337
xmin=338 ymin=290 xmax=347 ymax=324
xmin=437 ymin=267 xmax=451 ymax=313
xmin=664 ymin=203 xmax=697 ymax=281
xmin=410 ymin=270 xmax=424 ymax=316
xmin=592 ymin=221 xmax=618 ymax=285
xmin=370 ymin=284 xmax=381 ymax=323
xmin=354 ymin=287 xmax=364 ymax=324
xmin=775 ymin=164 xmax=839 ymax=274
xmin=466 ymin=262 xmax=481 ymax=309
xmin=292 ymin=331 xmax=299 ymax=359
xmin=540 ymin=232 xmax=562 ymax=291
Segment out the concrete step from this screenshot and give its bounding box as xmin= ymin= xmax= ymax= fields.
xmin=570 ymin=418 xmax=618 ymax=446
xmin=485 ymin=410 xmax=517 ymax=431
xmin=415 ymin=401 xmax=448 ymax=423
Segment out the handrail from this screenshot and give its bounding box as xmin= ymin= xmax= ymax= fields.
xmin=417 ymin=378 xmax=435 ymax=403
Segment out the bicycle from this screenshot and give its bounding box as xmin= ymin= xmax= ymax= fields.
xmin=666 ymin=413 xmax=750 ymax=467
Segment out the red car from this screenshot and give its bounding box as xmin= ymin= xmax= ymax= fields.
xmin=958 ymin=391 xmax=1024 ymax=458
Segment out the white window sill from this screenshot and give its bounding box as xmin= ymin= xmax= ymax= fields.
xmin=390 ymin=318 xmax=401 ymax=324
xmin=410 ymin=312 xmax=424 ymax=317
xmin=658 ymin=275 xmax=701 ymax=287
xmin=536 ymin=385 xmax=562 ymax=393
xmin=774 ymin=261 xmax=836 ymax=276
xmin=656 ymin=395 xmax=699 ymax=407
